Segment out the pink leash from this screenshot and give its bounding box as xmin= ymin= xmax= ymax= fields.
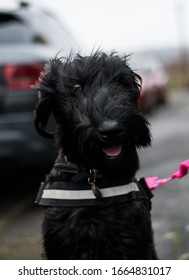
xmin=145 ymin=159 xmax=189 ymax=190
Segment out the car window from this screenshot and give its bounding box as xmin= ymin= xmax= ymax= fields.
xmin=0 ymin=13 xmax=31 ymax=43
xmin=26 ymin=11 xmax=76 ymax=49
xmin=0 ymin=10 xmax=77 ymax=51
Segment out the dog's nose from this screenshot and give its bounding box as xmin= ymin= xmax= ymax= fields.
xmin=98 ymin=120 xmax=123 ymax=140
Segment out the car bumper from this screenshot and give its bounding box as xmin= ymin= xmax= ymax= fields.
xmin=0 ymin=111 xmax=56 ymax=169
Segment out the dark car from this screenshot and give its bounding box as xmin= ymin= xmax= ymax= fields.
xmin=0 ymin=2 xmax=78 ymax=171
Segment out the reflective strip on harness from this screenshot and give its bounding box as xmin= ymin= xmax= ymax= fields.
xmin=35 ymin=178 xmax=153 ymax=207
xmin=41 ymin=182 xmax=139 ymax=200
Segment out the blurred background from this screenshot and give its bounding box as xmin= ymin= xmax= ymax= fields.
xmin=0 ymin=0 xmax=189 ymax=259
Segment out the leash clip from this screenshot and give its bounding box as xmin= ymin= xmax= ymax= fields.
xmin=88 ymin=169 xmax=102 ymax=199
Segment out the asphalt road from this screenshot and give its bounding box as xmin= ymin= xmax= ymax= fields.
xmin=138 ymin=90 xmax=189 ymax=259
xmin=0 ymin=90 xmax=189 ymax=259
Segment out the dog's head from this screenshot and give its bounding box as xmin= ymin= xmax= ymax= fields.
xmin=35 ymin=51 xmax=151 ymax=179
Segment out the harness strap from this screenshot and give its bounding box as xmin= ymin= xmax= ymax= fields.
xmin=35 ymin=177 xmax=153 ymax=208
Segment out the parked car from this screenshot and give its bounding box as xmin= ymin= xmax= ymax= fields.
xmin=0 ymin=2 xmax=78 ymax=171
xmin=130 ymin=54 xmax=169 ymax=113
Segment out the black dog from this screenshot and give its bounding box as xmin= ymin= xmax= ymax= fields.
xmin=35 ymin=51 xmax=157 ymax=259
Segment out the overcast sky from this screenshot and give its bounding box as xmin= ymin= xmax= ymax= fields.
xmin=3 ymin=0 xmax=189 ymax=54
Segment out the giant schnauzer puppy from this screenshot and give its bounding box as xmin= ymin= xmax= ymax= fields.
xmin=35 ymin=51 xmax=157 ymax=259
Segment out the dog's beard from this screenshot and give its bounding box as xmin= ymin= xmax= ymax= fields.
xmin=101 ymin=145 xmax=139 ymax=179
xmin=77 ymin=135 xmax=139 ymax=179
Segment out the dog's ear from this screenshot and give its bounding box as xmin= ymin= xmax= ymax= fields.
xmin=134 ymin=114 xmax=152 ymax=148
xmin=108 ymin=54 xmax=142 ymax=105
xmin=34 ymin=59 xmax=61 ymax=138
xmin=125 ymin=64 xmax=142 ymax=106
xmin=34 ymin=91 xmax=54 ymax=138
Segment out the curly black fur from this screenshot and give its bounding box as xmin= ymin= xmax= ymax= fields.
xmin=35 ymin=51 xmax=157 ymax=259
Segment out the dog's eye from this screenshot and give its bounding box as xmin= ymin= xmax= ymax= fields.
xmin=71 ymin=84 xmax=82 ymax=95
xmin=74 ymin=84 xmax=82 ymax=91
xmin=74 ymin=84 xmax=81 ymax=89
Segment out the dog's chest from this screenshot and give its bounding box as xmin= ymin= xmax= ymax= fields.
xmin=43 ymin=200 xmax=152 ymax=259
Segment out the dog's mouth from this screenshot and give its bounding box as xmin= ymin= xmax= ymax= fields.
xmin=103 ymin=144 xmax=123 ymax=158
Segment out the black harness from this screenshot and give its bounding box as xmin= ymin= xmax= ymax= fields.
xmin=36 ymin=163 xmax=153 ymax=209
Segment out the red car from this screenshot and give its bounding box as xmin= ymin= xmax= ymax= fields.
xmin=130 ymin=54 xmax=169 ymax=113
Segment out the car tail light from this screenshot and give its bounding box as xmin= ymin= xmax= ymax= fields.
xmin=4 ymin=63 xmax=43 ymax=91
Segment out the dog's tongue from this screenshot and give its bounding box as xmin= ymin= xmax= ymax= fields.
xmin=103 ymin=145 xmax=122 ymax=157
